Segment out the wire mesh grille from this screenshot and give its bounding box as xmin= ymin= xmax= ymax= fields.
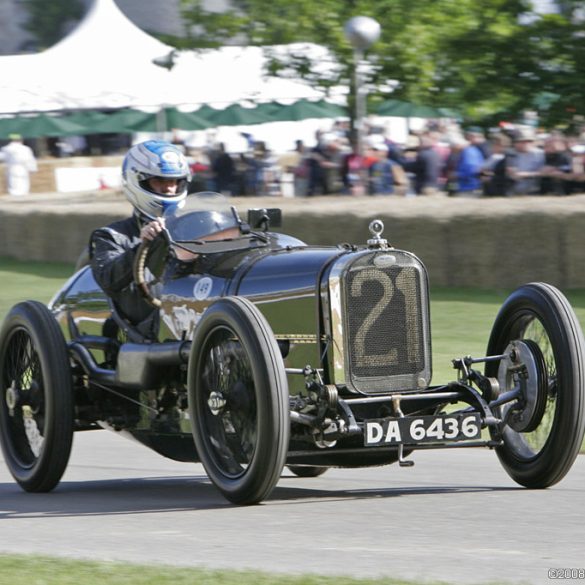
xmin=342 ymin=252 xmax=431 ymax=393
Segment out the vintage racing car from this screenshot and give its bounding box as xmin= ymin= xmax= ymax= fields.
xmin=1 ymin=192 xmax=584 ymax=504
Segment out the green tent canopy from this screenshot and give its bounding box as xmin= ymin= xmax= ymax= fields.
xmin=0 ymin=99 xmax=349 ymax=140
xmin=376 ymin=99 xmax=443 ymax=119
xmin=61 ymin=110 xmax=111 ymax=129
xmin=164 ymin=107 xmax=213 ymax=131
xmin=96 ymin=109 xmax=158 ymax=133
xmin=0 ymin=117 xmax=24 ymax=140
xmin=0 ymin=114 xmax=87 ymax=139
xmin=192 ymin=104 xmax=221 ymax=121
xmin=258 ymin=99 xmax=347 ymax=122
xmin=202 ymin=103 xmax=270 ymax=126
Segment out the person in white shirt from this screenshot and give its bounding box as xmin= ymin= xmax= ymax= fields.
xmin=0 ymin=134 xmax=38 ymax=196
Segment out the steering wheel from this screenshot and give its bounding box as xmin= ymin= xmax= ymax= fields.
xmin=133 ymin=235 xmax=169 ymax=308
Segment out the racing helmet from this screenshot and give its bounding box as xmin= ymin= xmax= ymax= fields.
xmin=122 ymin=140 xmax=191 ymax=218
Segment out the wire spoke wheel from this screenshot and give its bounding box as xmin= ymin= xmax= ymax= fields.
xmin=3 ymin=329 xmax=45 ymax=465
xmin=486 ymin=283 xmax=585 ymax=488
xmin=199 ymin=335 xmax=257 ymax=477
xmin=189 ymin=297 xmax=289 ymax=505
xmin=0 ymin=302 xmax=74 ymax=492
xmin=503 ymin=323 xmax=555 ymax=455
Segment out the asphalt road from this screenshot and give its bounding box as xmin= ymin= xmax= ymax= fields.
xmin=1 ymin=430 xmax=584 ymax=585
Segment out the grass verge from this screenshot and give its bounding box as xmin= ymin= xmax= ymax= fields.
xmin=430 ymin=287 xmax=585 ymax=382
xmin=0 ymin=257 xmax=74 ymax=319
xmin=0 ymin=554 xmax=490 ymax=585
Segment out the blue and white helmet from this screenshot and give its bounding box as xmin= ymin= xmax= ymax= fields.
xmin=122 ymin=140 xmax=191 ymax=218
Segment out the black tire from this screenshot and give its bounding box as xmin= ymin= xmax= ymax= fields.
xmin=485 ymin=283 xmax=585 ymax=488
xmin=188 ymin=297 xmax=289 ymax=505
xmin=0 ymin=301 xmax=74 ymax=492
xmin=287 ymin=465 xmax=328 ymax=478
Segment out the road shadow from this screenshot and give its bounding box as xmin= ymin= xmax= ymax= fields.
xmin=0 ymin=474 xmax=522 ymax=518
xmin=269 ymin=480 xmax=521 ymax=506
xmin=0 ymin=475 xmax=228 ymax=518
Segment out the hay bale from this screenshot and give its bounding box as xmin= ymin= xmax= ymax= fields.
xmin=2 ymin=192 xmax=585 ymax=289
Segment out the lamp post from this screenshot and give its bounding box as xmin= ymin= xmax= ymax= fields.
xmin=152 ymin=50 xmax=178 ymax=134
xmin=152 ymin=49 xmax=177 ymax=71
xmin=344 ymin=16 xmax=381 ymax=193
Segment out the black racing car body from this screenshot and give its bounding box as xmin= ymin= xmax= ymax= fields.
xmin=1 ymin=192 xmax=584 ymax=504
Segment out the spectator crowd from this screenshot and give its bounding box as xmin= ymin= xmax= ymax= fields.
xmin=3 ymin=118 xmax=585 ymax=198
xmin=179 ymin=120 xmax=585 ymax=198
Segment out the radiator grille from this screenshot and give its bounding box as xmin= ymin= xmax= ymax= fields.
xmin=331 ymin=251 xmax=431 ymax=394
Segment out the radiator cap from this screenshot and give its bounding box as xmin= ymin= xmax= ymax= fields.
xmin=367 ymin=219 xmax=389 ymax=248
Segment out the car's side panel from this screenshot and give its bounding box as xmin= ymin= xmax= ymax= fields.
xmin=158 ymin=271 xmax=231 ymax=342
xmin=51 ymin=267 xmax=112 ymax=365
xmin=234 ymin=247 xmax=347 ymax=394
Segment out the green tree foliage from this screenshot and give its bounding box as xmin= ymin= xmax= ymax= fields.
xmin=178 ymin=0 xmax=585 ymax=127
xmin=22 ymin=0 xmax=85 ymax=50
xmin=525 ymin=1 xmax=585 ymax=127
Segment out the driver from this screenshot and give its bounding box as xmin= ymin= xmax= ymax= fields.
xmin=90 ymin=140 xmax=191 ymax=339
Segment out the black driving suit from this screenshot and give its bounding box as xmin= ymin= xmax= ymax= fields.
xmin=90 ymin=213 xmax=159 ymax=339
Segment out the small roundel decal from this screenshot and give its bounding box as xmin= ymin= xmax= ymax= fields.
xmin=193 ymin=277 xmax=213 ymax=300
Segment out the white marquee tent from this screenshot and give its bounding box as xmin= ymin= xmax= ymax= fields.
xmin=0 ymin=0 xmax=424 ymax=153
xmin=0 ymin=0 xmax=338 ymax=115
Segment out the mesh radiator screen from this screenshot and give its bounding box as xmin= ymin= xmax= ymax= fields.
xmin=341 ymin=253 xmax=431 ymax=393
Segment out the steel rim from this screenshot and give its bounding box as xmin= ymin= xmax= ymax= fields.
xmin=1 ymin=327 xmax=46 ymax=467
xmin=198 ymin=326 xmax=257 ymax=478
xmin=499 ymin=312 xmax=557 ymax=458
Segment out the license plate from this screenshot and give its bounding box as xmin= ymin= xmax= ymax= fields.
xmin=364 ymin=413 xmax=482 ymax=446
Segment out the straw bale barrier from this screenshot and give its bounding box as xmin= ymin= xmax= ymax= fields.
xmin=1 ymin=190 xmax=585 ymax=289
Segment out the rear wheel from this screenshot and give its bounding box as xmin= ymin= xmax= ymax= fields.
xmin=485 ymin=283 xmax=585 ymax=488
xmin=189 ymin=297 xmax=289 ymax=505
xmin=0 ymin=301 xmax=74 ymax=492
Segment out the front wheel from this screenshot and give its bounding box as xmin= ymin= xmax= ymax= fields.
xmin=188 ymin=297 xmax=289 ymax=505
xmin=0 ymin=301 xmax=74 ymax=492
xmin=485 ymin=283 xmax=585 ymax=488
